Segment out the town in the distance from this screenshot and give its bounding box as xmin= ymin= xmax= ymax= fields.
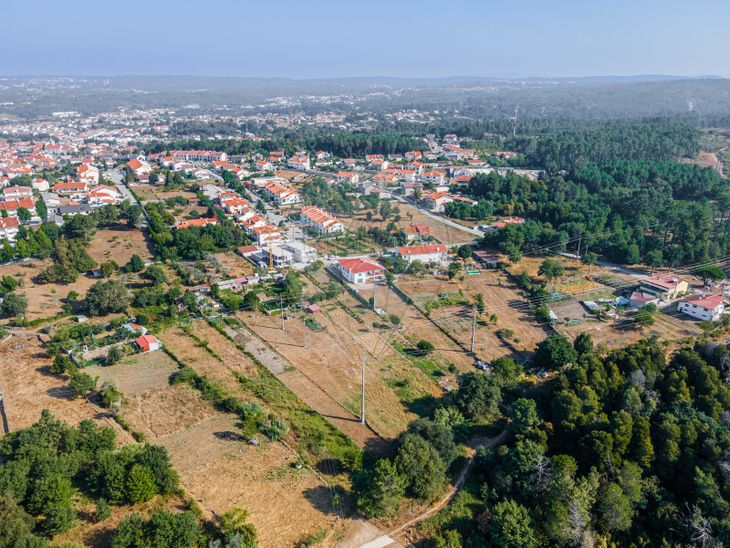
xmin=0 ymin=70 xmax=730 ymax=548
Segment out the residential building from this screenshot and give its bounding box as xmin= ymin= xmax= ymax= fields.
xmin=335 ymin=257 xmax=386 ymax=285
xmin=0 ymin=216 xmax=20 ymax=241
xmin=171 ymin=150 xmax=227 ymax=163
xmin=263 ymin=241 xmax=318 ymax=268
xmin=58 ymin=204 xmax=94 ymax=216
xmin=136 ymin=334 xmax=162 ymax=352
xmin=252 ymin=224 xmax=282 ymax=246
xmin=678 ymin=293 xmax=725 ymax=321
xmin=421 ymin=191 xmax=452 ymax=212
xmin=396 ymin=243 xmax=449 ymax=264
xmin=0 ymin=198 xmax=36 ymax=217
xmin=3 ymin=186 xmax=33 ymax=201
xmin=263 ymin=180 xmax=301 ymax=206
xmin=127 ymin=158 xmax=152 ymax=179
xmin=639 ymin=274 xmax=689 ymax=302
xmin=52 ymin=181 xmax=89 ymax=199
xmin=175 ymin=217 xmax=218 ymax=229
xmin=403 ymin=223 xmax=434 ymax=242
xmin=300 ymin=205 xmax=345 ymax=234
xmin=287 ymin=154 xmax=311 ymax=170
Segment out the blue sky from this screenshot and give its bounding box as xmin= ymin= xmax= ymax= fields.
xmin=4 ymin=0 xmax=729 ymax=78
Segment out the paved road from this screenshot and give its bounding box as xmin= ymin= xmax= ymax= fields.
xmin=396 ymin=197 xmax=484 ymax=237
xmin=105 ymin=169 xmax=149 ymax=226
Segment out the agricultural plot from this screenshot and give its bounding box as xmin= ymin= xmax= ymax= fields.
xmin=397 ymin=269 xmax=549 ymax=362
xmin=83 ymin=343 xmax=345 ymax=547
xmin=339 ymin=202 xmax=478 ymax=245
xmin=0 ymin=334 xmax=133 ymax=439
xmin=239 ymin=294 xmax=443 ymax=439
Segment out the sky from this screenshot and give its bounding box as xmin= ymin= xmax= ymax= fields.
xmin=4 ymin=0 xmax=729 ymax=78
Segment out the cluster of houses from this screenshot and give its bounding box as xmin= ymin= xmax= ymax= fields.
xmin=629 ymin=273 xmax=726 ymax=321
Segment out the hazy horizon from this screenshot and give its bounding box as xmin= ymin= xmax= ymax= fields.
xmin=5 ymin=0 xmax=730 ymax=79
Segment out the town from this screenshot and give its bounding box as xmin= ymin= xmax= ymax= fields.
xmin=1 ymin=3 xmax=730 ymax=545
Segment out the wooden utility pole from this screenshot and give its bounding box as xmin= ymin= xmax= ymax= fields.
xmin=280 ymin=296 xmax=285 ymax=331
xmin=360 ymin=354 xmax=366 ymax=425
xmin=470 ymin=306 xmax=477 ymax=354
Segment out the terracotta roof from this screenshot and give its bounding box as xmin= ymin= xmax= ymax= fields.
xmin=398 ymin=244 xmax=448 ymax=256
xmin=337 ymin=257 xmax=385 ymax=274
xmin=680 ymin=293 xmax=724 ymax=310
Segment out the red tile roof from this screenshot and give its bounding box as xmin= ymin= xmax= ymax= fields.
xmin=337 ymin=257 xmax=385 ymax=274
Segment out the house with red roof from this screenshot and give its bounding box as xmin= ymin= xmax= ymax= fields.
xmin=396 ymin=244 xmax=448 ymax=264
xmin=639 ymin=273 xmax=689 ymax=302
xmin=3 ymin=186 xmax=33 ymax=201
xmin=421 ymin=191 xmax=452 ymax=212
xmin=262 ymin=181 xmax=301 ymax=206
xmin=175 ymin=217 xmax=218 ymax=229
xmin=300 ymin=206 xmax=345 ymax=234
xmin=403 ymin=223 xmax=434 ymax=242
xmin=335 ymin=257 xmax=386 ymax=285
xmin=0 ymin=216 xmax=20 ymax=242
xmin=127 ymin=158 xmax=152 ymax=180
xmin=678 ymin=293 xmax=725 ymax=321
xmin=136 ymin=334 xmax=162 ymax=353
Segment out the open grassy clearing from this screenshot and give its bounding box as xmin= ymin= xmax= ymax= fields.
xmin=83 ymin=344 xmax=347 ymax=547
xmin=397 ymin=269 xmax=549 ymax=361
xmin=238 ymin=293 xmax=443 ymax=439
xmin=87 ymin=227 xmax=154 ymax=266
xmin=339 ymin=202 xmax=477 ymax=245
xmin=0 ymin=259 xmax=98 ymax=320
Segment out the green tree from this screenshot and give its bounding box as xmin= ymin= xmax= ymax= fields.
xmin=487 ymin=499 xmax=538 ymax=548
xmin=538 ymin=258 xmax=565 ymax=284
xmin=28 ymin=474 xmax=77 ymax=535
xmin=596 ymin=482 xmax=633 ymax=533
xmin=0 ymin=492 xmax=36 ymax=547
xmin=50 ymin=354 xmax=74 ymax=375
xmin=217 ymin=507 xmax=258 ymax=546
xmin=85 ymin=279 xmax=130 ymax=316
xmin=124 ymin=254 xmax=145 ymax=273
xmin=697 ymin=265 xmax=726 ymax=286
xmin=69 ymin=370 xmax=97 ymax=399
xmin=0 ymin=292 xmax=27 ymax=318
xmin=394 ymin=434 xmax=447 ymax=501
xmin=125 ymin=464 xmax=157 ymax=504
xmin=533 ymin=335 xmax=577 ymax=370
xmin=455 ymin=372 xmax=503 ymax=421
xmin=353 ymin=459 xmax=406 ymax=518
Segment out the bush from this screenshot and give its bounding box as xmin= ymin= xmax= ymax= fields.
xmin=416 ymin=340 xmax=435 ymax=354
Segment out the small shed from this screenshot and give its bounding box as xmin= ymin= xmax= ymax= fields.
xmin=136 ymin=334 xmax=162 ymax=353
xmin=305 ymin=303 xmax=321 ymax=314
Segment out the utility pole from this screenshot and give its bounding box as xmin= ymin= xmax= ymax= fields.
xmin=470 ymin=306 xmax=477 ymax=354
xmin=303 ymin=320 xmax=307 ymax=349
xmin=360 ymin=354 xmax=366 ymax=425
xmin=372 ymin=281 xmax=377 ymax=311
xmin=280 ymin=295 xmax=285 ymax=331
xmin=576 ymin=235 xmax=582 ymax=260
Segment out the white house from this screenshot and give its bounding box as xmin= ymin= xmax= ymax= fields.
xmin=396 ymin=243 xmax=449 ymax=264
xmin=335 ymin=257 xmax=386 ymax=285
xmin=263 ymin=181 xmax=301 ymax=206
xmin=3 ymin=186 xmax=33 ymax=201
xmin=678 ymin=293 xmax=725 ymax=321
xmin=299 ymin=205 xmax=345 ymax=234
xmin=287 ymin=154 xmax=311 ymax=171
xmin=0 ymin=216 xmax=20 ymax=242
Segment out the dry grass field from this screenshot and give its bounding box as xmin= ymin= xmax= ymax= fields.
xmin=0 ymin=259 xmax=98 ymax=320
xmin=239 ymin=294 xmax=443 ymax=439
xmin=87 ymin=227 xmax=154 ymax=266
xmin=0 ymin=334 xmax=133 ymax=438
xmin=339 ymin=202 xmax=477 ymax=245
xmin=81 ymin=341 xmax=348 ymax=547
xmin=397 ymin=269 xmax=549 ymax=361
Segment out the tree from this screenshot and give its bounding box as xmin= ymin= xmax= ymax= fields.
xmin=124 ymin=254 xmax=145 ymax=273
xmin=0 ymin=292 xmax=27 ymax=318
xmin=64 ymin=214 xmax=97 ymax=242
xmin=353 ymin=459 xmax=406 ymax=518
xmin=596 ymin=483 xmax=633 ymax=533
xmin=416 ymin=339 xmax=435 ymax=354
xmin=143 ymin=264 xmax=167 ymax=286
xmin=106 ymin=346 xmax=125 ymax=365
xmin=69 ymin=370 xmax=97 ymax=398
xmin=457 ymin=245 xmax=472 ymax=259
xmin=28 ymin=474 xmax=77 ymax=535
xmin=394 ymin=434 xmax=447 ymax=500
xmin=487 ymin=499 xmax=538 ymax=548
xmin=0 ymin=493 xmax=36 ymax=547
xmin=533 ymin=335 xmax=577 ymax=370
xmin=697 ymin=265 xmax=726 ymax=286
xmin=447 ymin=261 xmax=462 ymax=280
xmin=635 ymin=303 xmax=657 ymax=327
xmin=217 ymin=508 xmax=257 ymax=546
xmin=51 ymin=354 xmax=74 ymax=375
xmin=100 ymin=260 xmax=118 ymax=278
xmin=455 ymin=372 xmax=503 ymax=421
xmin=407 ymin=419 xmax=458 ymax=466
xmin=85 ymin=279 xmax=130 ymax=316
xmin=125 ymin=464 xmax=157 ymax=503
xmin=573 ymin=332 xmax=594 ymax=356
xmin=538 ymin=258 xmax=565 ymax=284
